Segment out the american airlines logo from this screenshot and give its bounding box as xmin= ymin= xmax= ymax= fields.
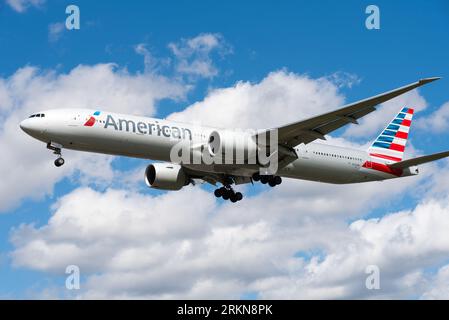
xmin=83 ymin=111 xmax=101 ymax=127
xmin=102 ymin=114 xmax=192 ymax=140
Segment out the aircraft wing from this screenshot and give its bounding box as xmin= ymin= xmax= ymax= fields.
xmin=389 ymin=150 xmax=449 ymax=169
xmin=182 ymin=166 xmax=252 ymax=186
xmin=272 ymin=77 xmax=440 ymax=148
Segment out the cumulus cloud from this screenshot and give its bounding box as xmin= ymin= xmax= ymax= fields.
xmin=168 ymin=70 xmax=346 ymax=129
xmin=134 ymin=44 xmax=171 ymax=74
xmin=48 ymin=22 xmax=65 ymax=42
xmin=9 ymin=165 xmax=449 ymax=299
xmin=415 ymin=102 xmax=449 ymax=133
xmin=6 ymin=0 xmax=44 ymax=12
xmin=421 ymin=264 xmax=449 ymax=299
xmin=168 ymin=33 xmax=232 ymax=79
xmin=0 ymin=63 xmax=187 ymax=212
xmin=11 ymin=187 xmax=216 ymax=273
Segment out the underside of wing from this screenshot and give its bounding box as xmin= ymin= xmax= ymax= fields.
xmin=182 ymin=166 xmax=253 ymax=186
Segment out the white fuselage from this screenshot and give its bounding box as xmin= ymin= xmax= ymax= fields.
xmin=19 ymin=109 xmax=418 ymax=184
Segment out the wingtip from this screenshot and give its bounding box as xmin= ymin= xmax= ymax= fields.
xmin=419 ymin=77 xmax=442 ymax=84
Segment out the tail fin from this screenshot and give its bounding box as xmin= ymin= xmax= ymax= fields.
xmin=368 ymin=107 xmax=414 ymax=162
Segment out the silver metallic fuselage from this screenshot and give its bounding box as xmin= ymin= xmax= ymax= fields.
xmin=19 ymin=109 xmax=418 ymax=184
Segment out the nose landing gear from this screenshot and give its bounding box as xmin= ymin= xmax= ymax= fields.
xmin=47 ymin=142 xmax=65 ymax=167
xmin=54 ymin=157 xmax=65 ymax=167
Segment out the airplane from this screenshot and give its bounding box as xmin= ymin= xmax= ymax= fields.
xmin=19 ymin=77 xmax=449 ymax=203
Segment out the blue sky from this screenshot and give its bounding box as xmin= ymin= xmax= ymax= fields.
xmin=1 ymin=0 xmax=449 ymax=299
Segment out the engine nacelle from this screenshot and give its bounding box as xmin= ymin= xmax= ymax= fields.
xmin=144 ymin=163 xmax=189 ymax=190
xmin=207 ymin=130 xmax=258 ymax=163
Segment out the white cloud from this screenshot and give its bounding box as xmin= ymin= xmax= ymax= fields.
xmin=168 ymin=70 xmax=346 ymax=129
xmin=415 ymin=101 xmax=449 ymax=133
xmin=6 ymin=0 xmax=44 ymax=12
xmin=8 ymin=165 xmax=449 ymax=299
xmin=48 ymin=22 xmax=65 ymax=42
xmin=421 ymin=264 xmax=449 ymax=299
xmin=134 ymin=43 xmax=171 ymax=74
xmin=168 ymin=33 xmax=232 ymax=79
xmin=326 ymin=72 xmax=361 ymax=89
xmin=0 ymin=63 xmax=188 ymax=212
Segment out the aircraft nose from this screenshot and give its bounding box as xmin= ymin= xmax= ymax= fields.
xmin=19 ymin=118 xmax=42 ymax=135
xmin=19 ymin=119 xmax=29 ymax=132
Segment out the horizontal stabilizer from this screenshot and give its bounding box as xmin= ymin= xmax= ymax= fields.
xmin=389 ymin=150 xmax=449 ymax=169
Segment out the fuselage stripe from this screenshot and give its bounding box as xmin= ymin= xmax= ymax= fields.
xmin=369 ymin=153 xmax=402 ymax=162
xmin=362 ymin=161 xmax=403 ymax=177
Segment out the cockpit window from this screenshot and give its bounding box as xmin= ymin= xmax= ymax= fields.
xmin=29 ymin=114 xmax=35 ymax=118
xmin=28 ymin=113 xmax=45 ymax=118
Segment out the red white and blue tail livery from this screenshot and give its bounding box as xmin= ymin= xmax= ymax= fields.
xmin=368 ymin=107 xmax=414 ymax=163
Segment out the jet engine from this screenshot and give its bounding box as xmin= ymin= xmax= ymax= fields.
xmin=207 ymin=130 xmax=258 ymax=163
xmin=144 ymin=163 xmax=189 ymax=190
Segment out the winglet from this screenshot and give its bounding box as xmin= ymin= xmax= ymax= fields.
xmin=419 ymin=77 xmax=442 ymax=85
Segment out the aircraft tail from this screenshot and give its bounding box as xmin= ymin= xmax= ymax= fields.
xmin=368 ymin=107 xmax=414 ymax=163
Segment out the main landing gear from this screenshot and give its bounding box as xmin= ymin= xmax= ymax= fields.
xmin=214 ymin=186 xmax=243 ymax=203
xmin=252 ymin=173 xmax=282 ymax=187
xmin=47 ymin=142 xmax=65 ymax=167
xmin=213 ymin=173 xmax=282 ymax=203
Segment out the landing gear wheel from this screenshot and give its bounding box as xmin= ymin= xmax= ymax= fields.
xmin=222 ymin=189 xmax=231 ymax=200
xmin=216 ymin=175 xmax=244 ymax=202
xmin=54 ymin=157 xmax=65 ymax=167
xmin=260 ymin=176 xmax=269 ymax=184
xmin=252 ymin=173 xmax=260 ymax=182
xmin=274 ymin=176 xmax=282 ymax=185
xmin=214 ymin=188 xmax=222 ymax=197
xmin=48 ymin=142 xmax=65 ymax=168
xmin=268 ymin=179 xmax=277 ymax=187
xmin=235 ymin=192 xmax=243 ymax=201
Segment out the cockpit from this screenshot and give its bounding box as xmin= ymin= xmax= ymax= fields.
xmin=29 ymin=113 xmax=46 ymax=118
